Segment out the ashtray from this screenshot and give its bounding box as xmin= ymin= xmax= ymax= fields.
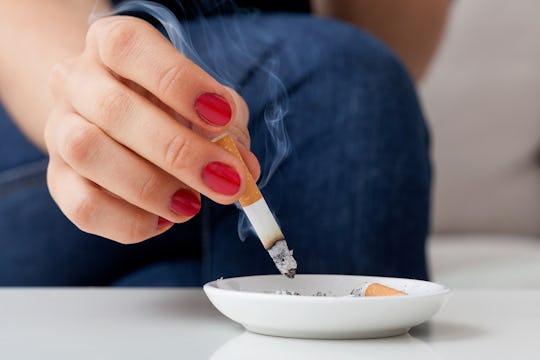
xmin=203 ymin=274 xmax=450 ymax=339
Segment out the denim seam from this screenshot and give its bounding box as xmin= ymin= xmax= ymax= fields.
xmin=0 ymin=159 xmax=48 ymax=198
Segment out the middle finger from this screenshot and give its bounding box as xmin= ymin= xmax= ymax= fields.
xmin=51 ymin=110 xmax=202 ymax=222
xmin=62 ymin=61 xmax=246 ymax=204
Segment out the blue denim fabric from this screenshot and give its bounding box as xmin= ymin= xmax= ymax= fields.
xmin=0 ymin=14 xmax=430 ymax=286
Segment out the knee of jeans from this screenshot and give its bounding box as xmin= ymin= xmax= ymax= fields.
xmin=275 ymin=16 xmax=425 ymax=129
xmin=280 ymin=16 xmax=428 ymax=148
xmin=276 ymin=16 xmax=431 ymax=196
xmin=278 ymin=15 xmax=413 ymax=83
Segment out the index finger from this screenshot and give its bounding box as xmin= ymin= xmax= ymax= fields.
xmin=88 ymin=16 xmax=242 ymax=131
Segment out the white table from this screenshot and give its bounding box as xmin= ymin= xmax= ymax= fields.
xmin=0 ymin=288 xmax=537 ymax=359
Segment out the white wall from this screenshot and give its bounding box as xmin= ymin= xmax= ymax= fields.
xmin=421 ymin=0 xmax=540 ymax=236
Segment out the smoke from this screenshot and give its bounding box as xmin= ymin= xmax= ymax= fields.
xmin=104 ymin=1 xmax=291 ymax=241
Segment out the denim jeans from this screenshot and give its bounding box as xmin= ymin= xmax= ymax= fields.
xmin=0 ymin=14 xmax=430 ymax=286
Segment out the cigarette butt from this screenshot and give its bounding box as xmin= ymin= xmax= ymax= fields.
xmin=364 ymin=283 xmax=406 ymax=297
xmin=213 ymin=133 xmax=262 ymax=207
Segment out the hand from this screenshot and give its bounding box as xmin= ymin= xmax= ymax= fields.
xmin=45 ymin=16 xmax=260 ymax=244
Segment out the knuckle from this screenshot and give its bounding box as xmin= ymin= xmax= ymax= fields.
xmin=61 ymin=122 xmax=101 ymax=166
xmin=98 ymin=86 xmax=131 ymax=125
xmin=86 ymin=17 xmax=106 ymax=45
xmin=48 ymin=61 xmax=68 ymax=95
xmin=164 ymin=134 xmax=194 ymax=171
xmin=157 ymin=62 xmax=189 ymax=99
xmin=137 ymin=172 xmax=162 ymax=204
xmin=96 ymin=19 xmax=140 ymax=64
xmin=122 ymin=213 xmax=153 ymax=244
xmin=69 ymin=189 xmax=97 ymax=233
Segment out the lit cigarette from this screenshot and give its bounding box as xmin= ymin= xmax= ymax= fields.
xmin=352 ymin=282 xmax=406 ymax=297
xmin=213 ymin=133 xmax=297 ymax=278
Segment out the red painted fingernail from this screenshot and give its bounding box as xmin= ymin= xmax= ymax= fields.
xmin=202 ymin=161 xmax=241 ymax=195
xmin=157 ymin=217 xmax=173 ymax=229
xmin=195 ymin=93 xmax=232 ymax=126
xmin=171 ymin=189 xmax=201 ymax=217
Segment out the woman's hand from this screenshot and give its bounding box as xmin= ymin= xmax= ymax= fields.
xmin=45 ymin=16 xmax=260 ymax=244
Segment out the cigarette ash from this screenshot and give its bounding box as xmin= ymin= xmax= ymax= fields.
xmin=272 ymin=284 xmax=407 ymax=297
xmin=272 ymin=290 xmax=342 ymax=297
xmin=272 ymin=290 xmax=331 ymax=296
xmin=274 ymin=290 xmax=301 ymax=296
xmin=267 ymin=239 xmax=297 ymax=278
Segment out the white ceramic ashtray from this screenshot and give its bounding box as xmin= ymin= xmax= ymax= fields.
xmin=203 ymin=274 xmax=451 ymax=339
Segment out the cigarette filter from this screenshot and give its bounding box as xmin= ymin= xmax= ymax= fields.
xmin=213 ymin=133 xmax=297 ymax=278
xmin=362 ymin=282 xmax=406 ymax=297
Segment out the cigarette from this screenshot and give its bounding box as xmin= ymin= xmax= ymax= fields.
xmin=213 ymin=133 xmax=297 ymax=278
xmin=353 ymin=282 xmax=406 ymax=297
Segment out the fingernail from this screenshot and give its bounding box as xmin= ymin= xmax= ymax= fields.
xmin=157 ymin=217 xmax=173 ymax=229
xmin=195 ymin=93 xmax=232 ymax=126
xmin=171 ymin=189 xmax=201 ymax=217
xmin=202 ymin=161 xmax=241 ymax=195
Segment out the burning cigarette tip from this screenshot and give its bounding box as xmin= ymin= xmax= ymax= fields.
xmin=284 ymin=268 xmax=296 ymax=279
xmin=268 ymin=239 xmax=297 ymax=278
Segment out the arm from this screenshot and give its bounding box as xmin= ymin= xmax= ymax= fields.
xmin=311 ymin=0 xmax=450 ymax=81
xmin=0 ymin=0 xmax=111 ymax=150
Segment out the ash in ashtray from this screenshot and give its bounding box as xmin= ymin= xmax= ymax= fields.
xmin=273 ymin=282 xmax=406 ymax=297
xmin=274 ymin=290 xmax=329 ymax=296
xmin=350 ymin=288 xmax=363 ymax=297
xmin=274 ymin=290 xmax=301 ymax=296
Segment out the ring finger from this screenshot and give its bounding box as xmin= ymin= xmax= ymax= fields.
xmin=47 ymin=157 xmax=172 ymax=244
xmin=59 ymin=58 xmax=246 ymax=204
xmin=50 ymin=110 xmax=201 ymax=223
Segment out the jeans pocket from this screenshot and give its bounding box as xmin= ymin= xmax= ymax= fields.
xmin=0 ymin=158 xmax=48 ymax=199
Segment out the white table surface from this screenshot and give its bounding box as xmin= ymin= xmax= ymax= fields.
xmin=0 ymin=288 xmax=538 ymax=359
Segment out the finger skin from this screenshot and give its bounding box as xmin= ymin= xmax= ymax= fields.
xmin=59 ymin=58 xmax=247 ymax=204
xmin=47 ymin=158 xmax=171 ymax=244
xmin=89 ymin=16 xmax=258 ymax=174
xmin=87 ymin=16 xmax=240 ymax=133
xmin=236 ymin=141 xmax=261 ymax=182
xmin=50 ymin=110 xmax=200 ymax=223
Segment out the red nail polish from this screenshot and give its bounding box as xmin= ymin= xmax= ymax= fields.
xmin=202 ymin=161 xmax=241 ymax=195
xmin=195 ymin=93 xmax=232 ymax=126
xmin=157 ymin=217 xmax=173 ymax=229
xmin=171 ymin=189 xmax=201 ymax=217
